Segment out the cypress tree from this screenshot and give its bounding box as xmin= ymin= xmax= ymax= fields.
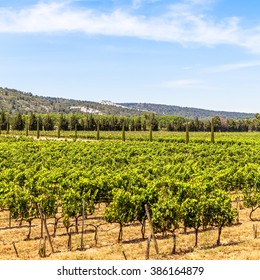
xmin=0 ymin=112 xmax=2 ymax=134
xmin=13 ymin=113 xmax=25 ymax=131
xmin=185 ymin=122 xmax=189 ymax=144
xmin=36 ymin=118 xmax=40 ymax=139
xmin=74 ymin=124 xmax=77 ymax=141
xmin=0 ymin=110 xmax=7 ymax=131
xmin=89 ymin=114 xmax=95 ymax=131
xmin=143 ymin=119 xmax=146 ymax=131
xmin=135 ymin=116 xmax=142 ymax=131
xmin=211 ymin=119 xmax=215 ymax=143
xmin=57 ymin=122 xmax=61 ymax=138
xmin=130 ymin=119 xmax=135 ymax=131
xmin=43 ymin=115 xmax=55 ymax=131
xmin=59 ymin=114 xmax=69 ymax=131
xmin=96 ymin=120 xmax=100 ymax=140
xmin=70 ymin=114 xmax=78 ymax=131
xmin=122 ymin=121 xmax=125 ymax=141
xmin=29 ymin=113 xmax=38 ymax=130
xmin=6 ymin=123 xmax=9 ymax=134
xmin=6 ymin=115 xmax=10 ymax=135
xmin=25 ymin=119 xmax=29 ymax=136
xmin=149 ymin=115 xmax=153 ymax=142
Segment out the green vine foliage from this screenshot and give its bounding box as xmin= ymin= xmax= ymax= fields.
xmin=0 ymin=135 xmax=258 ymax=246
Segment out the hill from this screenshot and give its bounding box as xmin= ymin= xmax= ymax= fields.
xmin=119 ymin=103 xmax=255 ymax=120
xmin=0 ymin=87 xmax=143 ymax=116
xmin=0 ymin=87 xmax=255 ymax=119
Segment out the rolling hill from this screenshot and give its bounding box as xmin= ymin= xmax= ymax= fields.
xmin=119 ymin=103 xmax=255 ymax=119
xmin=0 ymin=87 xmax=255 ymax=119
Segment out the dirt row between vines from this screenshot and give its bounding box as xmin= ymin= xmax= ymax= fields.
xmin=1 ymin=204 xmax=260 ymax=260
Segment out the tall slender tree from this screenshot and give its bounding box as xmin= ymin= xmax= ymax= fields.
xmin=211 ymin=119 xmax=215 ymax=144
xmin=25 ymin=116 xmax=29 ymax=136
xmin=36 ymin=118 xmax=40 ymax=139
xmin=96 ymin=120 xmax=100 ymax=140
xmin=6 ymin=115 xmax=10 ymax=134
xmin=122 ymin=120 xmax=125 ymax=142
xmin=57 ymin=122 xmax=61 ymax=138
xmin=74 ymin=124 xmax=77 ymax=141
xmin=149 ymin=115 xmax=153 ymax=142
xmin=0 ymin=110 xmax=7 ymax=131
xmin=12 ymin=113 xmax=25 ymax=131
xmin=185 ymin=121 xmax=189 ymax=144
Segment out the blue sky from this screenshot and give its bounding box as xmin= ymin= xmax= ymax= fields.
xmin=0 ymin=0 xmax=260 ymax=113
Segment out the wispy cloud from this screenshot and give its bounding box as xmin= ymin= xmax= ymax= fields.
xmin=207 ymin=61 xmax=260 ymax=73
xmin=0 ymin=0 xmax=260 ymax=53
xmin=131 ymin=0 xmax=160 ymax=9
xmin=162 ymin=79 xmax=204 ymax=89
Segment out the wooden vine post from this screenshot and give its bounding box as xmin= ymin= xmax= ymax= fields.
xmin=80 ymin=199 xmax=85 ymax=251
xmin=12 ymin=242 xmax=19 ymax=258
xmin=172 ymin=234 xmax=177 ymax=254
xmin=236 ymin=197 xmax=240 ymax=224
xmin=144 ymin=204 xmax=159 ymax=255
xmin=37 ymin=204 xmax=54 ymax=253
xmin=253 ymin=224 xmax=258 ymax=239
xmin=38 ymin=236 xmax=47 ymax=258
xmin=9 ymin=211 xmax=11 ymax=227
xmin=68 ymin=229 xmax=72 ymax=251
xmin=145 ymin=234 xmax=152 ymax=260
xmin=40 ymin=218 xmax=44 ymax=238
xmin=122 ymin=251 xmax=127 ymax=260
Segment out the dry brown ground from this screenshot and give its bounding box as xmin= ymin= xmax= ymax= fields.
xmin=1 ymin=204 xmax=260 ymax=260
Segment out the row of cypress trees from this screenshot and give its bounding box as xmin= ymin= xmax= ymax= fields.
xmin=0 ymin=110 xmax=216 ymax=142
xmin=185 ymin=120 xmax=215 ymax=144
xmin=87 ymin=118 xmax=215 ymax=143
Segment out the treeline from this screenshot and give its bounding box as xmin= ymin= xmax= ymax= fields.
xmin=0 ymin=111 xmax=260 ymax=132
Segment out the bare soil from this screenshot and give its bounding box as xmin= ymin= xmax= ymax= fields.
xmin=1 ymin=204 xmax=260 ymax=260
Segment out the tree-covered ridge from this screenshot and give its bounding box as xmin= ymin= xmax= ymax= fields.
xmin=0 ymin=87 xmax=145 ymax=116
xmin=120 ymin=103 xmax=255 ymax=119
xmin=0 ymin=87 xmax=256 ymax=119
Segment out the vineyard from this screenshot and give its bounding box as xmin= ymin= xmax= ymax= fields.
xmin=0 ymin=132 xmax=260 ymax=259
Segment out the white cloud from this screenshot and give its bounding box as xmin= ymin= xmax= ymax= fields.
xmin=207 ymin=61 xmax=260 ymax=73
xmin=0 ymin=0 xmax=260 ymax=53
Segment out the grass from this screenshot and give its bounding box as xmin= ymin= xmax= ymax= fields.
xmin=1 ymin=204 xmax=260 ymax=260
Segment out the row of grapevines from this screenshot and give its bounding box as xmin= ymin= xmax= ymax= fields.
xmin=0 ymin=135 xmax=259 ymax=248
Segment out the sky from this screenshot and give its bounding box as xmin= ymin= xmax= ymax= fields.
xmin=0 ymin=0 xmax=260 ymax=113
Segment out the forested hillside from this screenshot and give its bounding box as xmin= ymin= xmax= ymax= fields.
xmin=0 ymin=87 xmax=143 ymax=116
xmin=120 ymin=103 xmax=255 ymax=119
xmin=0 ymin=87 xmax=255 ymax=119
